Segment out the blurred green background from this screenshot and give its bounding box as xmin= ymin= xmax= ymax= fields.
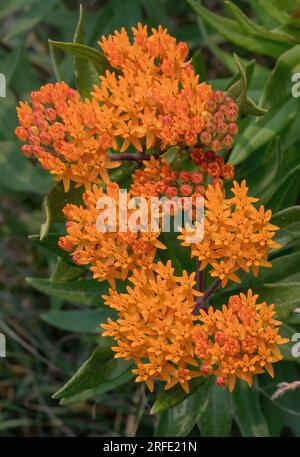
xmin=0 ymin=0 xmax=300 ymax=437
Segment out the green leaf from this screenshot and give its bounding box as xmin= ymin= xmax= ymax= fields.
xmin=59 ymin=361 xmax=134 ymax=405
xmin=197 ymin=384 xmax=232 ymax=437
xmin=53 ymin=346 xmax=116 ymax=399
xmin=226 ymin=54 xmax=267 ymax=116
xmin=187 ymin=0 xmax=291 ymax=58
xmin=29 ymin=233 xmax=72 ymax=262
xmin=232 ymin=380 xmax=269 ymax=436
xmin=161 ymin=146 xmax=189 ymax=170
xmin=26 ymin=277 xmax=108 ymax=307
xmin=272 ymin=206 xmax=300 ymax=246
xmin=50 ymin=257 xmax=83 ymax=282
xmin=242 ymin=96 xmax=268 ymax=116
xmin=260 ymin=45 xmax=300 ymax=110
xmin=40 ymin=182 xmax=83 ymax=240
xmin=41 ymin=309 xmax=115 ymax=333
xmin=0 ymin=141 xmax=51 ymax=194
xmin=155 ymin=378 xmax=211 ymax=436
xmin=225 ymin=1 xmax=294 ymax=44
xmin=255 ymin=283 xmax=300 ymax=319
xmin=150 ymin=376 xmax=205 ymax=415
xmin=226 ymin=54 xmax=247 ymax=107
xmin=73 ymin=5 xmax=100 ymax=98
xmin=230 ymin=97 xmax=299 ymax=165
xmin=266 ymin=163 xmax=300 ymax=213
xmin=48 ymin=40 xmax=109 ymax=74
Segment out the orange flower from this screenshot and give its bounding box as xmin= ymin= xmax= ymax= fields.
xmin=179 ymin=180 xmax=280 ymax=286
xmin=193 ymin=290 xmax=288 ymax=391
xmin=101 ymin=262 xmax=202 ymax=393
xmin=15 ymin=82 xmax=119 ymax=191
xmin=58 ymin=183 xmax=166 ymax=287
xmin=94 ymin=24 xmax=215 ymax=151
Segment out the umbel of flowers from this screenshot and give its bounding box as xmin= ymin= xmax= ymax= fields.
xmin=15 ymin=24 xmax=288 ymax=393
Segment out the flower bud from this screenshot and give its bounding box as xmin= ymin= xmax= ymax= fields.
xmin=179 ymin=170 xmax=191 ymax=183
xmin=226 ymin=108 xmax=238 ymax=122
xmin=200 ymin=131 xmax=212 ymax=145
xmin=166 ymin=186 xmax=178 ymax=198
xmin=190 ymin=171 xmax=203 ymax=184
xmin=211 ymin=139 xmax=222 ymax=153
xmin=222 ymin=134 xmax=233 ymax=149
xmin=228 ymin=122 xmax=239 ymax=136
xmin=213 ymin=90 xmax=225 ymax=104
xmin=180 ymin=184 xmax=193 ymax=196
xmin=205 ymin=99 xmax=217 ymax=112
xmin=15 ymin=126 xmax=29 ymax=142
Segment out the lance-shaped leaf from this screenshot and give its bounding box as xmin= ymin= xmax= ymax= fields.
xmin=53 ymin=346 xmax=116 ymax=399
xmin=226 ymin=54 xmax=267 ymax=116
xmin=232 ymin=380 xmax=270 ymax=437
xmin=198 ymin=384 xmax=232 ymax=437
xmin=48 ymin=40 xmax=108 ymax=74
xmin=72 ymin=5 xmax=101 ymax=98
xmin=187 ymin=0 xmax=291 ymax=58
xmin=151 ymin=376 xmax=206 ymax=414
xmin=40 ymin=182 xmax=83 ymax=240
xmin=26 ymin=277 xmax=108 ymax=307
xmin=59 ymin=361 xmax=134 ymax=406
xmin=41 ymin=309 xmax=115 ymax=334
xmin=155 ymin=378 xmax=212 ymax=436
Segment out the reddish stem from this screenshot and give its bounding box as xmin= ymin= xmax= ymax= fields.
xmin=108 ymin=152 xmax=158 ymax=162
xmin=193 ymin=279 xmax=221 ymax=315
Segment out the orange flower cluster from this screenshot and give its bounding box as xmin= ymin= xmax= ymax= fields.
xmin=58 ymin=182 xmax=165 ymax=287
xmin=179 ymin=180 xmax=280 ymax=286
xmin=101 ymin=262 xmax=202 ymax=393
xmin=16 ymin=25 xmax=239 ymax=190
xmin=130 ymin=155 xmax=204 ymax=199
xmin=15 ymin=82 xmax=119 ymax=191
xmin=193 ymin=290 xmax=288 ymax=391
xmin=95 ymin=24 xmax=214 ymax=151
xmin=191 ymin=147 xmax=235 ymax=184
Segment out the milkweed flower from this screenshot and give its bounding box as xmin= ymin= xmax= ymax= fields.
xmin=193 ymin=290 xmax=288 ymax=391
xmin=101 ymin=262 xmax=203 ymax=392
xmin=15 ymin=82 xmax=119 ymax=191
xmin=94 ymin=24 xmax=238 ymax=152
xmin=179 ymin=180 xmax=280 ymax=286
xmin=58 ymin=182 xmax=166 ymax=287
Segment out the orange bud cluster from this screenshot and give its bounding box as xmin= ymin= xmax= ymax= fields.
xmin=130 ymin=155 xmax=204 ymax=199
xmin=200 ymin=90 xmax=239 ymax=153
xmin=179 ymin=181 xmax=280 ymax=286
xmin=58 ymin=183 xmax=166 ymax=287
xmin=191 ymin=148 xmax=235 ymax=183
xmin=15 ymin=82 xmax=119 ymax=191
xmin=102 ymin=262 xmax=203 ymax=393
xmin=194 ymin=290 xmax=288 ymax=391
